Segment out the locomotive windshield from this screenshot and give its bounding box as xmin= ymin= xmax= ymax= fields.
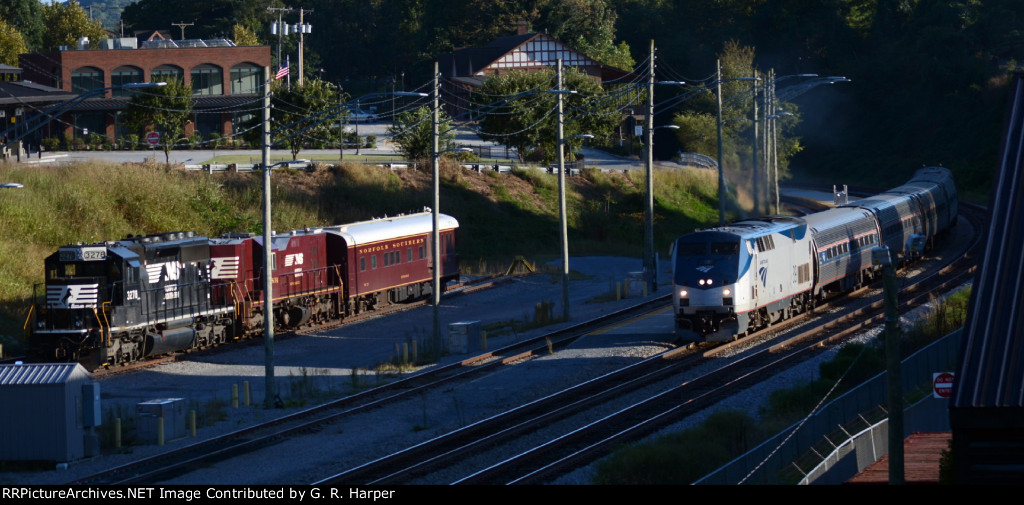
xmin=673 ymin=235 xmax=743 ymax=286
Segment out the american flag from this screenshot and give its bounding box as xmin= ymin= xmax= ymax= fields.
xmin=275 ymin=64 xmax=289 ymax=80
xmin=275 ymin=56 xmax=290 ymax=80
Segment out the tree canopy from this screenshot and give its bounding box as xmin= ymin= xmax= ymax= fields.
xmin=122 ymin=79 xmax=194 ymax=165
xmin=474 ymin=67 xmax=620 ymax=163
xmin=41 ymin=0 xmax=108 ymax=52
xmin=268 ymin=78 xmax=341 ymax=160
xmin=0 ymin=16 xmax=28 ymax=66
xmin=388 ymin=105 xmax=457 ymax=162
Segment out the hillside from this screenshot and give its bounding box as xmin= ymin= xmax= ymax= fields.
xmin=0 ymin=160 xmax=720 ymax=354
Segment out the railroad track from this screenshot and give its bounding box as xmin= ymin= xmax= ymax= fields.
xmin=65 ymin=295 xmax=669 ymax=485
xmin=309 ymin=202 xmax=986 ymax=484
xmin=64 ymin=201 xmax=984 ymax=486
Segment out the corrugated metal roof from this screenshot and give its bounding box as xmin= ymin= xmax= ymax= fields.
xmin=0 ymin=363 xmax=81 ymax=385
xmin=952 ymin=73 xmax=1024 ymax=411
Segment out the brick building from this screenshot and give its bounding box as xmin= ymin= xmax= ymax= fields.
xmin=19 ymin=38 xmax=271 ymax=143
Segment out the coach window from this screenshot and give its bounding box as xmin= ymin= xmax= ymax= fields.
xmin=360 ymin=257 xmax=366 ymax=271
xmin=371 ymin=255 xmax=377 ymax=269
xmin=407 ymin=248 xmax=413 ymax=262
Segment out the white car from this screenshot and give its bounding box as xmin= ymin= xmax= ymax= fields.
xmin=345 ymin=108 xmax=378 ymax=123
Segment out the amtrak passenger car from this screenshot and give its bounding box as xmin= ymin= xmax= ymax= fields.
xmin=672 ymin=216 xmax=814 ymax=341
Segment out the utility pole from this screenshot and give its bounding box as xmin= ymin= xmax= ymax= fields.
xmin=297 ymin=9 xmax=313 ymax=86
xmin=431 ymin=61 xmax=442 ymax=357
xmin=715 ymin=59 xmax=726 ymax=225
xmin=644 ymin=40 xmax=656 ymax=292
xmin=261 ymin=71 xmax=275 ymax=409
xmin=751 ymin=68 xmax=759 ymax=215
xmin=172 ymin=22 xmax=193 ymax=40
xmin=556 ymin=59 xmax=570 ymax=322
xmin=874 ymin=246 xmax=904 ymax=485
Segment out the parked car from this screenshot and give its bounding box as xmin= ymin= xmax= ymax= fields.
xmin=1 ymin=182 xmax=24 ymax=189
xmin=345 ymin=107 xmax=378 ymax=123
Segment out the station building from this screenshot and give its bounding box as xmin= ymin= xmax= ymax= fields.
xmin=18 ymin=37 xmax=271 ymax=143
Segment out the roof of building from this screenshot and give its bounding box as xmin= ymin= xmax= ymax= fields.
xmin=0 ymin=80 xmax=77 ymax=106
xmin=952 ymin=73 xmax=1024 ymax=416
xmin=0 ymin=363 xmax=89 ymax=385
xmin=438 ymin=32 xmax=630 ymax=83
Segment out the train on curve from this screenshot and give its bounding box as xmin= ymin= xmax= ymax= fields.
xmin=671 ymin=167 xmax=957 ymax=342
xmin=27 ymin=210 xmax=459 ymax=370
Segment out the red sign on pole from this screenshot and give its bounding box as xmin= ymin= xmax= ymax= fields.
xmin=146 ymin=131 xmax=160 ymax=146
xmin=933 ymin=372 xmax=955 ymax=398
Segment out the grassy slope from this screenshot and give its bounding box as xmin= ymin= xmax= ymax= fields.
xmin=0 ymin=160 xmax=720 ymax=353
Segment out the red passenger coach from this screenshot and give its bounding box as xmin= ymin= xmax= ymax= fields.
xmin=323 ymin=211 xmax=459 ymax=314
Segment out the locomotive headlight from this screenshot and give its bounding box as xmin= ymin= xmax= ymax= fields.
xmin=722 ymin=288 xmax=731 ymax=296
xmin=679 ymin=289 xmax=688 ymax=298
xmin=698 ymin=279 xmax=705 ymax=286
xmin=706 ymin=278 xmax=713 ymax=286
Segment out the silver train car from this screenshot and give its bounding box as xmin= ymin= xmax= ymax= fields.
xmin=672 ymin=167 xmax=957 ymax=342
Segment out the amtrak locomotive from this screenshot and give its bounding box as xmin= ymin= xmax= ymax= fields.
xmin=672 ymin=167 xmax=957 ymax=342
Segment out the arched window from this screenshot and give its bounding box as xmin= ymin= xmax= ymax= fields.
xmin=191 ymin=64 xmax=223 ymax=95
xmin=111 ymin=66 xmax=143 ymax=96
xmin=151 ymin=65 xmax=184 ymax=84
xmin=230 ymin=64 xmax=262 ymax=95
xmin=71 ymin=66 xmax=103 ymax=93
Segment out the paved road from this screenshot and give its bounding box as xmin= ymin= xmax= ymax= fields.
xmin=17 ymin=123 xmax=689 ymax=172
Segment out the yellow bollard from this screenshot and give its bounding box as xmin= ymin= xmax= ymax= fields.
xmin=157 ymin=417 xmax=165 ymax=446
xmin=189 ymin=410 xmax=196 ymax=437
xmin=243 ymin=381 xmax=250 ymax=406
xmin=232 ymin=384 xmax=238 ymax=408
xmin=114 ymin=418 xmax=121 ymax=449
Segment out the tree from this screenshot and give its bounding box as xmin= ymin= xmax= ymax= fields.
xmin=537 ymin=0 xmax=635 ymax=70
xmin=232 ymin=24 xmax=260 ymax=46
xmin=474 ymin=67 xmax=619 ymax=163
xmin=122 ymin=79 xmax=193 ymax=165
xmin=388 ymin=105 xmax=456 ymax=162
xmin=0 ymin=16 xmax=28 ymax=66
xmin=0 ymin=0 xmax=43 ymax=50
xmin=269 ymin=78 xmax=340 ymax=160
xmin=41 ymin=0 xmax=108 ymax=52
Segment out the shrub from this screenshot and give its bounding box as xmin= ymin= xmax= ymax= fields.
xmin=41 ymin=137 xmax=60 ymax=152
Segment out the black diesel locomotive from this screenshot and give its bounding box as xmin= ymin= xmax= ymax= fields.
xmin=28 ymin=211 xmax=459 ymax=369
